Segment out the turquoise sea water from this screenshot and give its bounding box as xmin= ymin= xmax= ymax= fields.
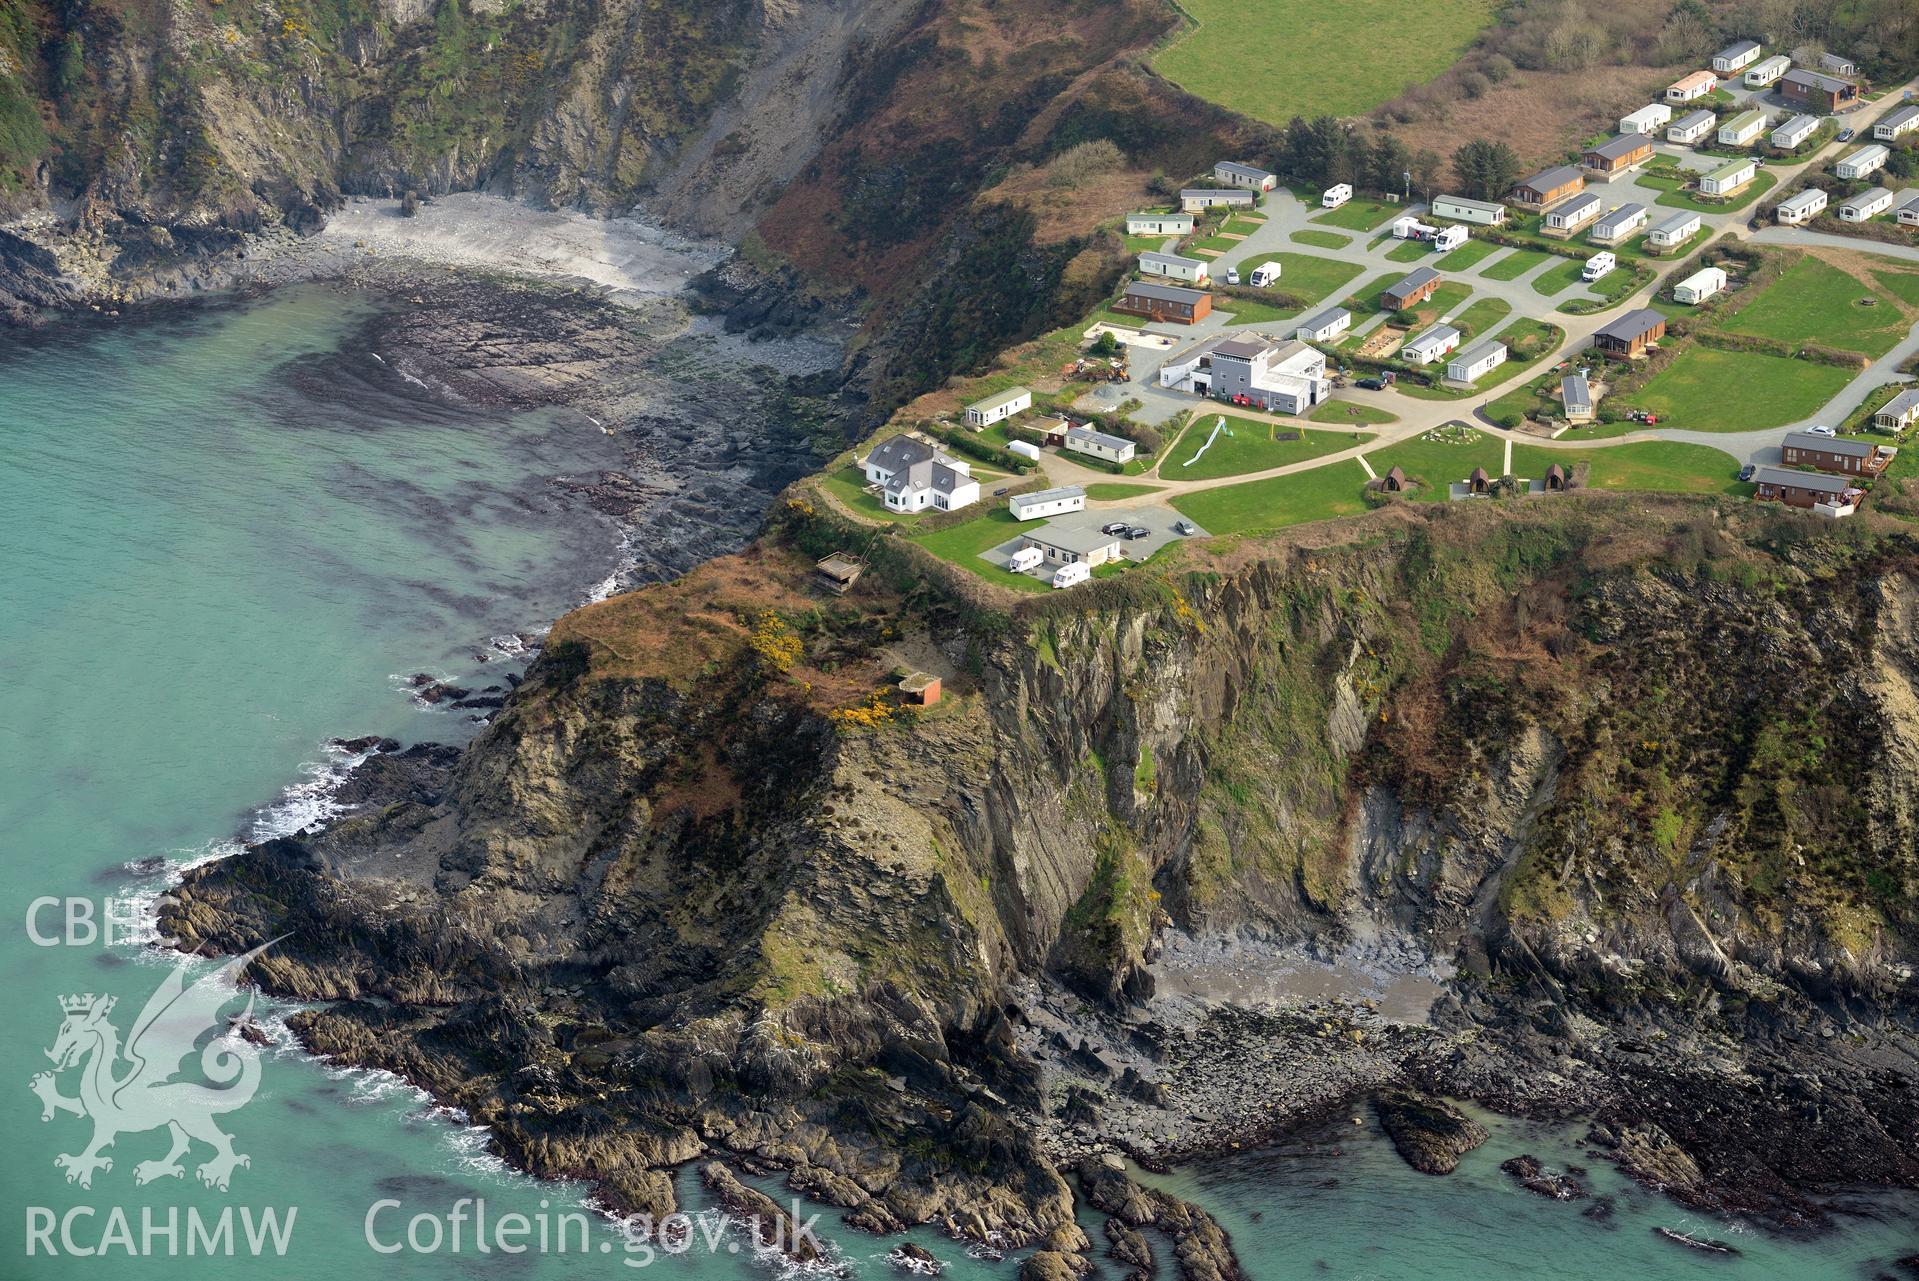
xmin=0 ymin=286 xmax=1913 ymax=1279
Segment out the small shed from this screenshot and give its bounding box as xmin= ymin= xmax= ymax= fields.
xmin=1468 ymin=466 xmax=1491 ymax=494
xmin=1382 ymin=466 xmax=1408 ymax=493
xmin=1544 ymin=463 xmax=1569 ymax=492
xmin=897 ymin=672 xmax=942 ymax=706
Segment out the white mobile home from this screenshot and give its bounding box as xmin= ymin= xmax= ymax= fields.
xmin=1399 ymin=324 xmax=1461 ymax=366
xmin=1775 ymin=188 xmax=1829 ymax=224
xmin=1646 ymin=210 xmax=1702 ymax=249
xmin=1139 ymin=251 xmax=1210 ymax=284
xmin=1673 ymin=266 xmax=1727 ymax=304
xmin=1213 ymin=161 xmax=1277 ymax=191
xmin=1718 ymin=110 xmax=1769 ymax=147
xmin=1179 ymin=187 xmax=1256 ymax=212
xmin=1008 ymin=485 xmax=1087 ymax=521
xmin=1446 ymin=339 xmax=1507 ymax=384
xmin=1837 ymin=144 xmax=1889 ymax=180
xmin=1063 ymin=426 xmax=1137 ymax=464
xmin=1592 ymin=203 xmax=1649 ymax=243
xmin=1125 ymin=211 xmax=1195 ymax=236
xmin=1875 ymin=106 xmax=1919 ymax=142
xmin=1771 ymin=114 xmax=1820 ymax=149
xmin=1875 ymin=389 xmax=1919 ymax=432
xmin=1667 ymin=71 xmax=1718 ymax=102
xmin=1619 ymin=104 xmax=1672 ymax=135
xmin=1545 ymin=191 xmax=1603 ymax=231
xmin=1322 ymin=183 xmax=1353 ymax=209
xmin=1431 ymin=195 xmax=1506 ymax=225
xmin=1839 ymin=186 xmax=1895 ymax=222
xmin=1700 ymin=157 xmax=1758 ymax=196
xmin=1295 ymin=307 xmax=1352 ymax=343
xmin=1744 ymin=54 xmax=1791 ymax=87
xmin=1895 ymin=191 xmax=1919 ymax=227
xmin=1667 ymin=110 xmax=1716 ymax=144
xmin=1711 ymin=39 xmax=1761 ymax=73
xmin=965 ymin=386 xmax=1032 ymax=427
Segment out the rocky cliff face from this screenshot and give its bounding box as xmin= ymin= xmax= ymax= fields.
xmin=165 ymin=496 xmax=1919 ymax=1245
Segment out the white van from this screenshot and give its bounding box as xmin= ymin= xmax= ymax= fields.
xmin=1582 ymin=251 xmax=1616 ymax=282
xmin=1051 ymin=562 xmax=1091 ymax=589
xmin=1250 ymin=262 xmax=1282 ymax=287
xmin=1008 ymin=545 xmax=1043 ymax=573
xmin=1322 ymin=183 xmax=1353 ymax=209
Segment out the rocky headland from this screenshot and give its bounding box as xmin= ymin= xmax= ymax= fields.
xmin=159 ymin=494 xmax=1919 ymax=1263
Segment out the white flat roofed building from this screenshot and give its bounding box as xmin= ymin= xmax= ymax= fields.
xmin=1668 ymin=109 xmax=1716 ymax=144
xmin=1712 ymin=39 xmax=1761 ymax=73
xmin=1125 ymin=211 xmax=1194 ymax=236
xmin=965 ymin=386 xmax=1032 ymax=427
xmin=1673 ymin=266 xmax=1727 ymax=304
xmin=1619 ymin=104 xmax=1672 ymax=134
xmin=1008 ymin=485 xmax=1086 ymax=521
xmin=1139 ymin=250 xmax=1209 ymax=283
xmin=1837 ymin=144 xmax=1889 ymax=180
xmin=1771 ymin=114 xmax=1820 ymax=148
xmin=1213 ymin=160 xmax=1277 ymax=191
xmin=1647 ymin=210 xmax=1701 ymax=248
xmin=1063 ymin=426 xmax=1137 ymax=464
xmin=1431 ymin=195 xmax=1506 ymax=225
xmin=1400 ymin=324 xmax=1461 ymax=365
xmin=1775 ymin=188 xmax=1828 ymax=224
xmin=1744 ymin=54 xmax=1791 ymax=87
xmin=1838 ymin=187 xmax=1895 ymax=221
xmin=1447 ymin=339 xmax=1507 ymax=383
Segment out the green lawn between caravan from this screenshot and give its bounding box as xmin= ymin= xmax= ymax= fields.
xmin=1159 ymin=414 xmax=1374 ymax=481
xmin=1626 ymin=346 xmax=1856 ymax=431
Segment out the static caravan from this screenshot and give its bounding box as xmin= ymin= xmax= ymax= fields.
xmin=1125 ymin=211 xmax=1195 ymax=236
xmin=1295 ymin=307 xmax=1352 ymax=343
xmin=1592 ymin=203 xmax=1649 ymax=243
xmin=1700 ymin=157 xmax=1758 ymax=196
xmin=1874 ymin=105 xmax=1919 ymax=143
xmin=1545 ymin=191 xmax=1603 ymax=231
xmin=1646 ymin=210 xmax=1701 ymax=249
xmin=965 ymin=386 xmax=1032 ymax=427
xmin=1213 ymin=161 xmax=1277 ymax=191
xmin=1895 ymin=190 xmax=1919 ymax=227
xmin=1673 ymin=266 xmax=1727 ymax=304
xmin=1744 ymin=54 xmax=1791 ymax=87
xmin=1446 ymin=340 xmax=1508 ymax=383
xmin=1668 ymin=110 xmax=1716 ymax=144
xmin=1322 ymin=183 xmax=1354 ymax=209
xmin=1666 ymin=71 xmax=1718 ymax=102
xmin=1139 ymin=250 xmax=1209 ymax=284
xmin=1180 ymin=187 xmax=1256 ymax=211
xmin=1399 ymin=325 xmax=1461 ymax=366
xmin=1583 ymin=251 xmax=1617 ymax=281
xmin=1008 ymin=485 xmax=1087 ymax=521
xmin=1837 ymin=144 xmax=1889 ymax=180
xmin=1711 ymin=39 xmax=1761 ymax=73
xmin=1431 ymin=195 xmax=1506 ymax=226
xmin=1619 ymin=104 xmax=1672 ymax=135
xmin=1839 ymin=186 xmax=1895 ymax=222
xmin=1063 ymin=426 xmax=1137 ymax=464
xmin=1771 ymin=114 xmax=1820 ymax=149
xmin=1775 ymin=188 xmax=1829 ymax=224
xmin=1717 ymin=110 xmax=1769 ymax=147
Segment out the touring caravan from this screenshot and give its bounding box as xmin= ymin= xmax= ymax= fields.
xmin=1249 ymin=262 xmax=1283 ymax=288
xmin=1051 ymin=562 xmax=1091 ymax=589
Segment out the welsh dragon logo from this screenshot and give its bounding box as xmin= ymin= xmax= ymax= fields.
xmin=30 ymin=943 xmax=273 ymax=1191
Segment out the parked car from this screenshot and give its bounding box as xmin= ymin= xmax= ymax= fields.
xmin=1738 ymin=464 xmax=1756 ymax=482
xmin=1837 ymin=127 xmax=1855 ymax=142
xmin=1225 ymin=267 xmax=1241 ymax=285
xmin=1356 ymin=376 xmax=1385 ymax=390
xmin=1125 ymin=526 xmax=1151 ymax=539
xmin=1172 ymin=520 xmax=1196 ymax=536
xmin=1806 ymin=424 xmax=1836 ymax=437
xmin=1101 ymin=521 xmax=1129 ymax=535
xmin=1748 ymin=216 xmax=1763 ymax=231
xmin=993 ymin=487 xmax=1009 ymax=496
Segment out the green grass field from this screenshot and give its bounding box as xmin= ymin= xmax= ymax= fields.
xmin=1386 ymin=239 xmax=1429 ymax=263
xmin=1153 ymin=0 xmax=1496 ymax=125
xmin=1511 ymin=441 xmax=1747 ymax=494
xmin=1870 ymin=259 xmax=1919 ymax=305
xmin=1530 ymin=257 xmax=1587 ymax=297
xmin=1435 ymin=239 xmax=1500 ymax=271
xmin=908 ymin=510 xmax=1051 ymax=593
xmin=1627 ymin=346 xmax=1855 ymax=431
xmin=1366 ymin=426 xmax=1504 ymax=498
xmin=1416 ymin=281 xmax=1472 ymax=323
xmin=1084 ymin=482 xmax=1165 ymax=500
xmin=1308 ymin=400 xmax=1399 ymax=426
xmin=1233 ymin=251 xmax=1364 ymax=303
xmin=1313 ymin=197 xmax=1401 ymax=231
xmin=1159 ymin=414 xmax=1372 ymax=481
xmin=1292 ymin=229 xmax=1353 ymax=249
xmin=1721 ymin=256 xmax=1914 ymax=357
xmin=1654 ymin=168 xmax=1778 ymax=213
xmin=1450 ymin=297 xmax=1512 ymax=339
xmin=1210 ymin=295 xmax=1302 ymax=323
xmin=1481 ymin=249 xmax=1551 ymax=280
xmin=1168 ymin=460 xmax=1371 ymax=534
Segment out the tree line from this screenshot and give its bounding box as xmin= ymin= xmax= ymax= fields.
xmin=1271 ymin=115 xmax=1525 ymax=203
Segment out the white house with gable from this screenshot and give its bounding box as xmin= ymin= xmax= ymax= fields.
xmin=861 ymin=435 xmax=980 ymax=514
